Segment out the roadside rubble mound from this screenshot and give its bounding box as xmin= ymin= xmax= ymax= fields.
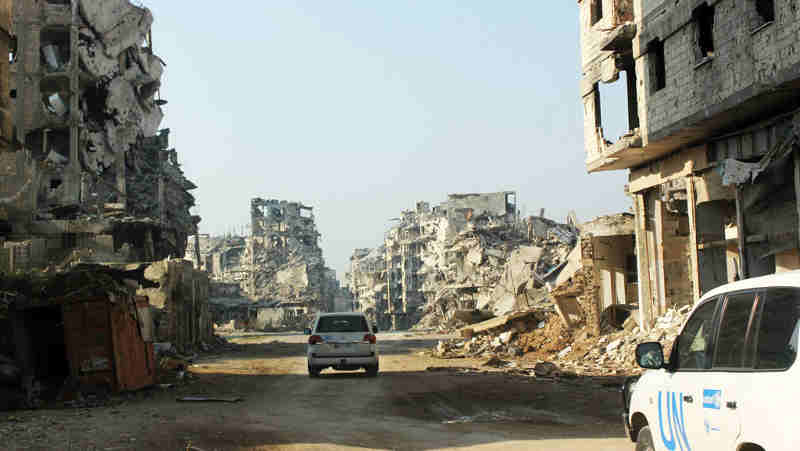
xmin=432 ymin=305 xmax=690 ymax=377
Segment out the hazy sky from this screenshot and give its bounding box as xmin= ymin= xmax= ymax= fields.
xmin=149 ymin=1 xmax=632 ymax=279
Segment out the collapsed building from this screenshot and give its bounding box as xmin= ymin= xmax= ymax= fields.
xmin=1 ymin=0 xmax=198 ymax=269
xmin=187 ymin=198 xmax=344 ymax=331
xmin=578 ymin=0 xmax=800 ymax=328
xmin=349 ymin=192 xmax=587 ymax=330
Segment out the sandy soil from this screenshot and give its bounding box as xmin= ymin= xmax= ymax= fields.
xmin=0 ymin=331 xmax=632 ymax=450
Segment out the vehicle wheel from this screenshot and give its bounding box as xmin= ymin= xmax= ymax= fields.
xmin=636 ymin=426 xmax=655 ymax=451
xmin=308 ymin=363 xmax=320 ymax=378
xmin=365 ymin=364 xmax=379 ymax=377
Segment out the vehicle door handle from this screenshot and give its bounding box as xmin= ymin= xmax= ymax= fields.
xmin=727 ymin=401 xmax=737 ymax=409
xmin=683 ymin=395 xmax=693 ymax=403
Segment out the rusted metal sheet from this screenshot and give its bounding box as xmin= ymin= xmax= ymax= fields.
xmin=61 ymin=296 xmax=154 ymax=392
xmin=62 ymin=299 xmax=116 ymax=389
xmin=110 ymin=305 xmax=155 ymax=391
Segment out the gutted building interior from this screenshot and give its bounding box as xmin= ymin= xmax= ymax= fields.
xmin=579 ymin=0 xmax=800 ymax=328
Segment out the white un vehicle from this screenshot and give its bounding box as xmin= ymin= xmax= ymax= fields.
xmin=305 ymin=312 xmax=379 ymax=377
xmin=622 ymin=271 xmax=800 ymax=451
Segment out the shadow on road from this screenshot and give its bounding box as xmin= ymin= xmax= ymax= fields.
xmin=137 ymin=364 xmax=628 ymax=450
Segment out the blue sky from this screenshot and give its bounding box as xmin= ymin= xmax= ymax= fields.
xmin=149 ymin=1 xmax=631 ymax=278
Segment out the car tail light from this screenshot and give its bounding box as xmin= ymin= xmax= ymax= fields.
xmin=364 ymin=334 xmax=376 ymax=344
xmin=309 ymin=335 xmax=323 ymax=345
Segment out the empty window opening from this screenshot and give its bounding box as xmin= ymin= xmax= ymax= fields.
xmin=26 ymin=128 xmax=70 ymax=162
xmin=596 ymin=71 xmax=639 ymax=145
xmin=505 ymin=193 xmax=517 ymax=215
xmin=40 ymin=76 xmax=71 ymax=119
xmin=40 ymin=28 xmax=70 ymax=72
xmin=9 ymin=36 xmax=16 ymax=63
xmin=648 ymin=39 xmax=666 ymax=92
xmin=83 ymin=80 xmax=112 ymax=125
xmin=754 ymin=0 xmax=775 ymax=26
xmin=591 ymin=0 xmax=604 ymax=25
xmin=693 ymin=3 xmax=715 ymax=60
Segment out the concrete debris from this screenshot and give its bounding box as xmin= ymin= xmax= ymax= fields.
xmin=186 ymin=199 xmax=348 ymax=332
xmin=349 ymin=192 xmax=579 ymax=331
xmin=431 ymin=304 xmax=689 ymax=377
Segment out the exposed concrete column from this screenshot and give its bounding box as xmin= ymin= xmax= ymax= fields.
xmin=653 ymin=196 xmax=666 ymax=316
xmin=685 ymin=173 xmax=701 ymax=302
xmin=634 ymin=193 xmax=653 ymax=330
xmin=735 ymin=187 xmax=748 ymax=279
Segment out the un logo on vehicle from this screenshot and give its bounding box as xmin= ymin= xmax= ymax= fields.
xmin=658 ymin=391 xmax=691 ymax=451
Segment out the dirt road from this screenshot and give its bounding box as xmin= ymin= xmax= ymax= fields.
xmin=1 ymin=331 xmax=631 ymax=450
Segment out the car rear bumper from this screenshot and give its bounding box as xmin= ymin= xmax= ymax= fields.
xmin=309 ymin=355 xmax=378 ymax=367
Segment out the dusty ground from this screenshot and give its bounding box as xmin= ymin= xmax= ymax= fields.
xmin=0 ymin=331 xmax=631 ymax=450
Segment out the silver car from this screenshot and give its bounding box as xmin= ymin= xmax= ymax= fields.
xmin=305 ymin=312 xmax=379 ymax=377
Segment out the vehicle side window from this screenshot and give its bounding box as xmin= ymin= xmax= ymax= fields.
xmin=675 ymin=299 xmax=717 ymax=371
xmin=712 ymin=292 xmax=757 ymax=368
xmin=754 ymin=288 xmax=800 ymax=370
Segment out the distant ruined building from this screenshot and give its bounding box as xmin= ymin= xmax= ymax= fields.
xmin=349 ymin=192 xmax=584 ymax=331
xmin=187 ymin=198 xmax=345 ymax=331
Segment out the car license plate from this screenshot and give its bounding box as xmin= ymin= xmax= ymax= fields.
xmin=334 ymin=344 xmax=351 ymax=350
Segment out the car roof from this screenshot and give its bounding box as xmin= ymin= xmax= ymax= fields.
xmin=315 ymin=312 xmax=367 ymax=317
xmin=699 ymin=270 xmax=800 ymax=302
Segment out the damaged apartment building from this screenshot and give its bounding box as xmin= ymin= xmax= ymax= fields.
xmin=578 ymin=0 xmax=800 ymax=328
xmin=187 ymin=198 xmax=343 ymax=331
xmin=0 ymin=0 xmax=211 ymax=408
xmin=349 ymin=192 xmax=592 ymax=331
xmin=1 ymin=0 xmax=198 ymax=270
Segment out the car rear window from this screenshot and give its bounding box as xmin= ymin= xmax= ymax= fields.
xmin=316 ymin=315 xmax=369 ymax=333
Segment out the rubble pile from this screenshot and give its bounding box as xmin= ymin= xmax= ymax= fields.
xmin=432 ymin=306 xmax=690 ymax=377
xmin=349 ymin=192 xmax=578 ymax=331
xmin=415 ymin=216 xmax=576 ymax=331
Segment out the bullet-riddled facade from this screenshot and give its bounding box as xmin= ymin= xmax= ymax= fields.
xmin=579 ymin=0 xmax=800 ymax=328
